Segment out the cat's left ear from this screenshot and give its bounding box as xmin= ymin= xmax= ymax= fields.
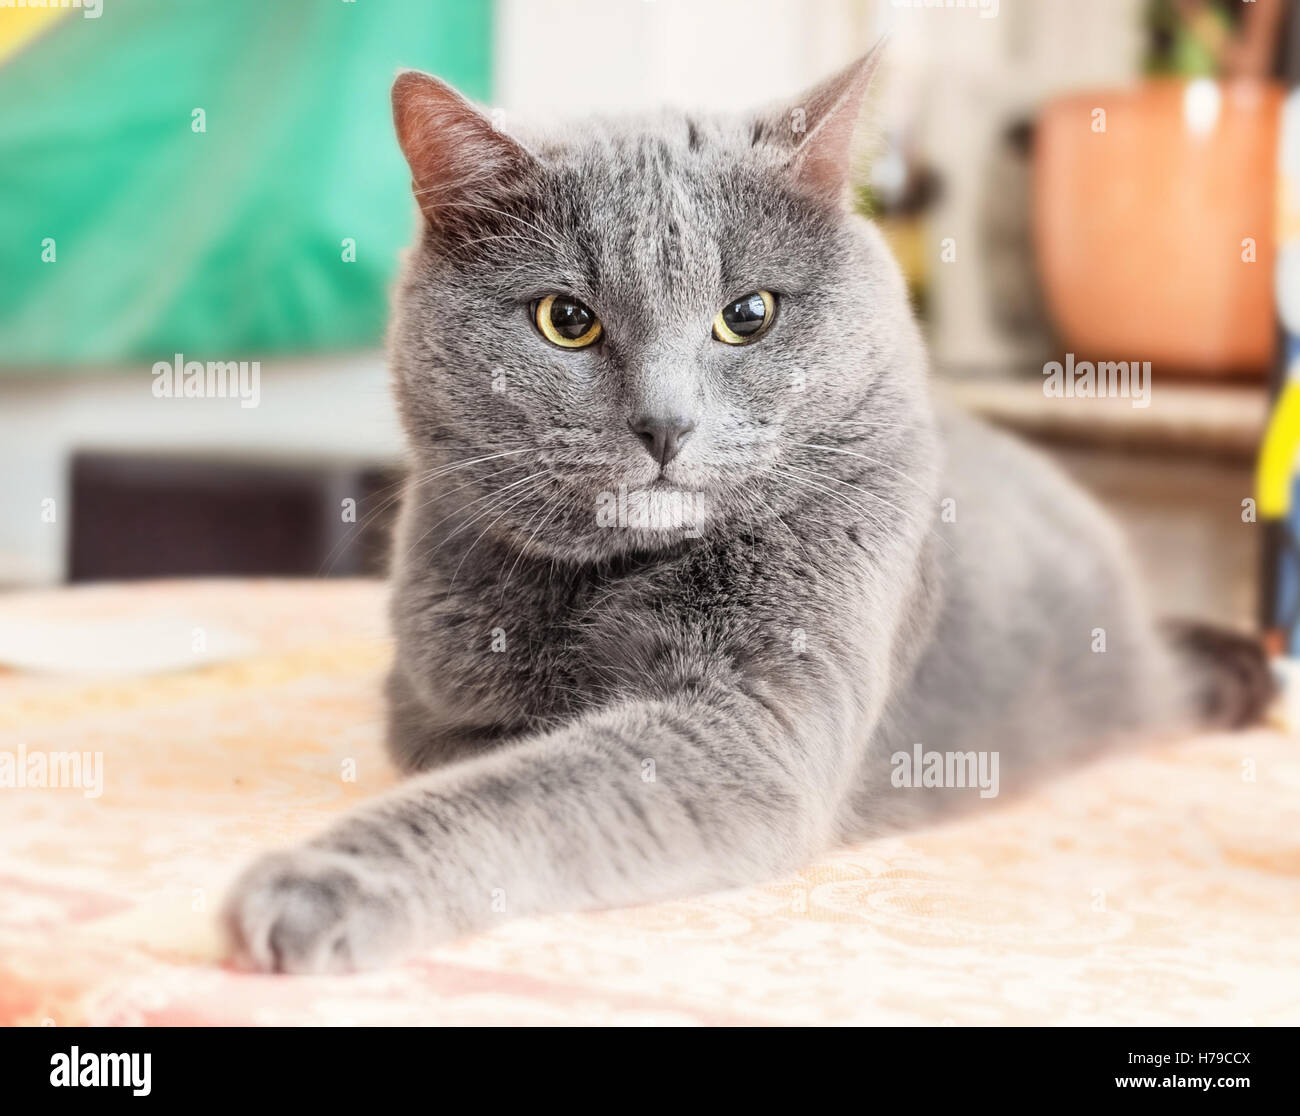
xmin=752 ymin=46 xmax=882 ymax=205
xmin=391 ymin=69 xmax=537 ymax=225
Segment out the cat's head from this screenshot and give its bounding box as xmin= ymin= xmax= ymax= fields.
xmin=389 ymin=50 xmax=930 ymax=562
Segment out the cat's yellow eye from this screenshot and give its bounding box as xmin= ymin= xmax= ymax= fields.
xmin=534 ymin=294 xmax=603 ymax=349
xmin=712 ymin=290 xmax=775 ymax=345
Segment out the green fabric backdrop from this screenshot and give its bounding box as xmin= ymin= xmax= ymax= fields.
xmin=0 ymin=0 xmax=492 ymax=368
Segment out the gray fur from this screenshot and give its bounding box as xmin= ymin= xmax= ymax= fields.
xmin=224 ymin=56 xmax=1254 ymax=973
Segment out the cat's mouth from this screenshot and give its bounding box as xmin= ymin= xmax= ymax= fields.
xmin=647 ymin=473 xmax=705 ymax=492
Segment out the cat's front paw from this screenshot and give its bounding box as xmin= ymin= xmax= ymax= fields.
xmin=222 ymin=847 xmax=416 ymax=974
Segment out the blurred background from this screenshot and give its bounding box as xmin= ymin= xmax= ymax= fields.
xmin=3 ymin=0 xmax=1300 ymax=644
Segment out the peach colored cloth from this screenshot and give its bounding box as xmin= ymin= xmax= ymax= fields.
xmin=1 ymin=579 xmax=1297 ymax=1026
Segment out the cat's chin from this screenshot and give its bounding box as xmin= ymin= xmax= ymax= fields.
xmin=597 ymin=484 xmax=709 ymax=533
xmin=546 ymin=525 xmax=711 ymax=564
xmin=501 ymin=488 xmax=715 ymax=564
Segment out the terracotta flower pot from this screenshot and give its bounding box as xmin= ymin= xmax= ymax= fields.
xmin=1034 ymin=79 xmax=1282 ymax=377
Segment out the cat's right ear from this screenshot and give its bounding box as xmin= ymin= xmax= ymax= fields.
xmin=391 ymin=70 xmax=536 ymax=224
xmin=751 ymin=46 xmax=883 ymax=207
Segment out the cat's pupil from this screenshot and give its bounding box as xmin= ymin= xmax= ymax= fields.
xmin=722 ymin=293 xmax=767 ymax=336
xmin=550 ymin=298 xmax=594 ymax=340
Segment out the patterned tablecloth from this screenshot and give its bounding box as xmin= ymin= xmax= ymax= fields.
xmin=1 ymin=579 xmax=1297 ymax=1026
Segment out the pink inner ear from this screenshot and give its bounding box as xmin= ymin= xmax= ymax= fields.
xmin=391 ymin=71 xmax=531 ymax=220
xmin=786 ymin=50 xmax=880 ymax=202
xmin=793 ymin=100 xmax=862 ymax=199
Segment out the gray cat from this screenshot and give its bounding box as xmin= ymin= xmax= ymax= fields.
xmin=223 ymin=52 xmax=1272 ymax=973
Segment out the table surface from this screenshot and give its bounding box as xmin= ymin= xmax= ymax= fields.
xmin=1 ymin=579 xmax=1297 ymax=1026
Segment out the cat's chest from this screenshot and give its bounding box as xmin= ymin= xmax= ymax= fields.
xmin=406 ymin=529 xmax=857 ymax=733
xmin=418 ymin=552 xmax=758 ymax=723
xmin=492 ymin=569 xmax=702 ymax=697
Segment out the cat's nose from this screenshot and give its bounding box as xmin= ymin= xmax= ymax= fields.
xmin=629 ymin=414 xmax=696 ymax=467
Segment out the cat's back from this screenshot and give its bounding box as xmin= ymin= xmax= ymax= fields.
xmin=847 ymin=399 xmax=1183 ymax=828
xmin=929 ymin=401 xmax=1171 ymax=694
xmin=932 ymin=399 xmax=1138 ymax=594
